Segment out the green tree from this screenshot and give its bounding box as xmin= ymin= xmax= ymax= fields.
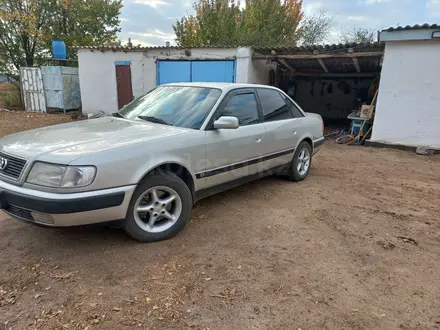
xmin=0 ymin=0 xmax=52 ymax=77
xmin=174 ymin=0 xmax=241 ymax=46
xmin=0 ymin=0 xmax=122 ymax=80
xmin=173 ymin=0 xmax=304 ymax=47
xmin=174 ymin=15 xmax=203 ymax=46
xmin=46 ymin=0 xmax=122 ymax=56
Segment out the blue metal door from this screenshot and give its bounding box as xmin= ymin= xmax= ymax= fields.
xmin=191 ymin=61 xmax=235 ymax=82
xmin=157 ymin=60 xmax=235 ymax=85
xmin=157 ymin=61 xmax=191 ymax=85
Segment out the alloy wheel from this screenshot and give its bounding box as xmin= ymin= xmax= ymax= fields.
xmin=133 ymin=186 xmax=182 ymax=233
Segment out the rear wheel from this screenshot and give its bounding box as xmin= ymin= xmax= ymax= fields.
xmin=123 ymin=171 xmax=192 ymax=242
xmin=288 ymin=141 xmax=312 ymax=182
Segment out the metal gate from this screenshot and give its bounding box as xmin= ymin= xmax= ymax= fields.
xmin=157 ymin=60 xmax=236 ymax=85
xmin=20 ymin=67 xmax=46 ymax=112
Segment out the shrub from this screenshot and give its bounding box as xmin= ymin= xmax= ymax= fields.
xmin=0 ymin=86 xmax=21 ymax=109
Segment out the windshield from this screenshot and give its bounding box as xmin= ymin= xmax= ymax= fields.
xmin=119 ymin=86 xmax=222 ymax=129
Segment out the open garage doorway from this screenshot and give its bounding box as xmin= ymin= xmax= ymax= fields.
xmin=253 ymin=43 xmax=384 ymax=133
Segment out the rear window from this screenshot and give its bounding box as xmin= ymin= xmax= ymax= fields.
xmin=282 ymin=94 xmax=305 ymax=118
xmin=257 ymin=88 xmax=293 ymax=122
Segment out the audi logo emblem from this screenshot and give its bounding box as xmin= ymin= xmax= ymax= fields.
xmin=0 ymin=157 xmax=7 ymax=171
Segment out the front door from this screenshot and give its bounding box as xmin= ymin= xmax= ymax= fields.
xmin=115 ymin=64 xmax=133 ymax=109
xmin=202 ymin=89 xmax=266 ymax=188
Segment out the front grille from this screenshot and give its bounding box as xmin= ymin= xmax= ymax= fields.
xmin=0 ymin=152 xmax=27 ymax=179
xmin=4 ymin=204 xmax=34 ymax=221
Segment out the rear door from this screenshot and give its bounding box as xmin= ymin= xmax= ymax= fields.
xmin=202 ymin=89 xmax=266 ymax=188
xmin=256 ymin=88 xmax=305 ymax=169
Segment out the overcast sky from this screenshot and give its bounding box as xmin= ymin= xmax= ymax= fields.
xmin=119 ymin=0 xmax=440 ymax=46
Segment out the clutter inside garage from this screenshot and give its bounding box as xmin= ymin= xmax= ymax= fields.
xmin=253 ymin=43 xmax=384 ymax=144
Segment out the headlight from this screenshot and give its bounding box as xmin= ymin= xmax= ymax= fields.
xmin=27 ymin=162 xmax=96 ymax=188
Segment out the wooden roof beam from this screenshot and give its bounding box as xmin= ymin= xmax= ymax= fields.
xmin=278 ymin=58 xmax=295 ymax=72
xmin=317 ymin=58 xmax=329 ymax=73
xmin=352 ymin=57 xmax=361 ymax=72
xmin=348 ymin=48 xmax=360 ymax=72
xmin=290 ymin=72 xmax=379 ymax=78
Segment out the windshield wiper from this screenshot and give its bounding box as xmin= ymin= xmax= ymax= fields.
xmin=137 ymin=116 xmax=172 ymax=126
xmin=111 ymin=112 xmax=125 ymax=118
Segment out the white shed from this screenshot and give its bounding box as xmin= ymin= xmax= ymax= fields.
xmin=370 ymin=24 xmax=440 ymax=150
xmin=75 ymin=46 xmax=273 ymax=114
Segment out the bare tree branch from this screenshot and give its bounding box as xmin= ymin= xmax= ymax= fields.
xmin=341 ymin=26 xmax=377 ymax=44
xmin=299 ymin=7 xmax=335 ymax=46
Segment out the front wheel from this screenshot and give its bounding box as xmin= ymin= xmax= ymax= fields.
xmin=123 ymin=171 xmax=193 ymax=242
xmin=288 ymin=141 xmax=312 ymax=182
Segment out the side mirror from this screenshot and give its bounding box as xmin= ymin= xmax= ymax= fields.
xmin=213 ymin=116 xmax=239 ymax=129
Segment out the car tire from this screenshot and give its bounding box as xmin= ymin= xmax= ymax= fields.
xmin=288 ymin=141 xmax=312 ymax=182
xmin=123 ymin=171 xmax=193 ymax=242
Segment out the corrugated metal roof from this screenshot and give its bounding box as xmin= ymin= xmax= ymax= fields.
xmin=72 ymin=44 xmax=241 ymax=51
xmin=72 ymin=42 xmax=384 ymax=53
xmin=253 ymin=42 xmax=384 ymax=56
xmin=382 ymin=23 xmax=440 ymax=32
xmin=253 ymin=42 xmax=383 ymax=53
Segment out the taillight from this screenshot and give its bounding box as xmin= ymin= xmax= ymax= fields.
xmin=322 ymin=121 xmax=325 ymax=134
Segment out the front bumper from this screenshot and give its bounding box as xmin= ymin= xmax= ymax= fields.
xmin=0 ymin=179 xmax=136 ymax=227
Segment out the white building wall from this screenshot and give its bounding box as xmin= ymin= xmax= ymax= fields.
xmin=77 ymin=51 xmax=144 ymax=114
xmin=235 ymin=47 xmax=251 ymax=83
xmin=78 ymin=47 xmax=253 ymax=114
xmin=372 ymin=40 xmax=440 ymax=148
xmin=248 ymin=59 xmax=274 ymax=85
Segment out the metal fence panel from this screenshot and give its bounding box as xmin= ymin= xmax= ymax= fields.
xmin=41 ymin=66 xmax=81 ymax=111
xmin=20 ymin=67 xmax=46 ymax=112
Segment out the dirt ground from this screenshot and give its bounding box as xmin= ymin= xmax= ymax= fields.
xmin=0 ymin=111 xmax=75 ymax=136
xmin=1 ymin=115 xmax=440 ymax=330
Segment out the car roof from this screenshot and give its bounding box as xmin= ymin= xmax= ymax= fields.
xmin=162 ymin=82 xmax=281 ymax=92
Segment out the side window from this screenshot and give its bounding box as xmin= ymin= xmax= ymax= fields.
xmin=220 ymin=93 xmax=260 ymax=126
xmin=282 ymin=94 xmax=305 ymax=118
xmin=257 ymin=88 xmax=293 ymax=122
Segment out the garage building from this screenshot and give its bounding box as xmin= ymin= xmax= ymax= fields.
xmin=76 ymin=25 xmax=440 ymax=150
xmin=370 ymin=24 xmax=440 ymax=150
xmin=252 ymin=43 xmax=384 ymax=129
xmin=76 ymin=43 xmax=383 ymax=128
xmin=76 ymin=46 xmax=273 ymax=114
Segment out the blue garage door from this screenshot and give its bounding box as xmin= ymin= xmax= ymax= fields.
xmin=157 ymin=60 xmax=235 ymax=85
xmin=191 ymin=61 xmax=235 ymax=82
xmin=157 ymin=61 xmax=191 ymax=84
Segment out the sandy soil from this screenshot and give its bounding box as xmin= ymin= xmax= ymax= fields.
xmin=1 ymin=116 xmax=440 ymax=329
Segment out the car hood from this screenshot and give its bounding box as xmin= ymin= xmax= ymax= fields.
xmin=0 ymin=117 xmax=190 ymax=163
